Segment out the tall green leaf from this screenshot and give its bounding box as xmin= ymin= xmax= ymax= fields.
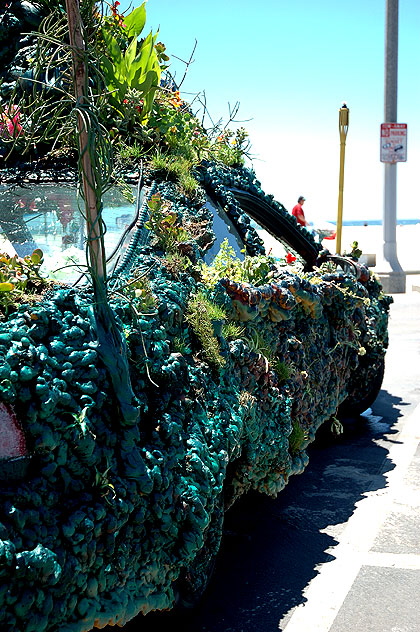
xmin=124 ymin=35 xmax=138 ymax=73
xmin=101 ymin=28 xmax=122 ymax=66
xmin=123 ymin=4 xmax=147 ymax=39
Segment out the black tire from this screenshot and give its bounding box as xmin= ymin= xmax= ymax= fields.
xmin=338 ymin=357 xmax=385 ymax=417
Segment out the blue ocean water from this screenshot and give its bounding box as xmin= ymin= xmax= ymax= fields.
xmin=327 ymin=219 xmax=419 ymax=226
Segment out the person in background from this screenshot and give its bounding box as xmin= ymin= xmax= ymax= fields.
xmin=291 ymin=196 xmax=308 ymax=227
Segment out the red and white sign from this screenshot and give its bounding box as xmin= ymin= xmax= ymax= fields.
xmin=380 ymin=123 xmax=407 ymax=163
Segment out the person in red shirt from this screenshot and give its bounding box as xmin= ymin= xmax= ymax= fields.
xmin=291 ymin=196 xmax=308 ymax=227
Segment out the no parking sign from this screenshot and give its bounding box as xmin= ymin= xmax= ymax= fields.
xmin=380 ymin=123 xmax=407 ymax=162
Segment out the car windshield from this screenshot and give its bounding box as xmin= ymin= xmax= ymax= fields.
xmin=0 ymin=184 xmax=137 ymax=283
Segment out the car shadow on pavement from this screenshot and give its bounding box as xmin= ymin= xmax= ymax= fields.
xmin=114 ymin=389 xmax=404 ymax=632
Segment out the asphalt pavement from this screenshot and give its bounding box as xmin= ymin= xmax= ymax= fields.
xmin=124 ymin=281 xmax=420 ymax=632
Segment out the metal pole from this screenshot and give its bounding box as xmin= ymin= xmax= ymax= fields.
xmin=379 ymin=0 xmax=405 ymax=292
xmin=384 ymin=0 xmax=398 ymax=123
xmin=336 ymin=103 xmax=349 ymax=255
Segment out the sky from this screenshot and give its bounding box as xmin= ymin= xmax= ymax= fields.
xmin=118 ymin=0 xmax=420 ymax=223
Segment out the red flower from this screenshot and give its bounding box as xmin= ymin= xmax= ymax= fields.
xmin=0 ymin=105 xmax=22 ymax=138
xmin=110 ymin=1 xmax=120 ymax=14
xmin=285 ymin=253 xmax=297 ymax=263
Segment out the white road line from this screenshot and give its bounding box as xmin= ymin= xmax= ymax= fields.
xmin=361 ymin=551 xmax=420 ymax=570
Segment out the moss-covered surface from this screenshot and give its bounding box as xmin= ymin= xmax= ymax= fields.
xmin=0 ymin=159 xmax=392 ymax=631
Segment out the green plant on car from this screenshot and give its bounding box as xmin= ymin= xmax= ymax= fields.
xmin=201 ymin=239 xmax=278 ymax=289
xmin=144 ymin=193 xmax=190 ymax=253
xmin=272 ymin=358 xmax=292 ymax=383
xmin=210 ymin=127 xmax=250 ymax=167
xmin=288 ymin=419 xmax=309 ymax=455
xmin=242 ymin=326 xmax=275 ymax=361
xmin=172 ymin=334 xmax=192 ymax=355
xmin=149 ymin=92 xmax=251 ymax=167
xmin=115 ymin=274 xmax=157 ymax=314
xmin=161 ymin=252 xmax=197 ymax=279
xmin=148 ymin=92 xmax=205 ymax=161
xmin=100 ymin=2 xmax=167 ymax=125
xmin=149 ymin=152 xmax=199 ymax=196
xmin=0 ymin=249 xmax=45 ymax=313
xmin=343 ymin=240 xmax=363 ymax=260
xmin=185 ymin=291 xmax=227 ymax=369
xmin=221 ymin=321 xmax=245 ymax=340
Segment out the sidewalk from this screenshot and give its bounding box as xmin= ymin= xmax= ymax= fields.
xmin=281 ymin=287 xmax=420 ymax=632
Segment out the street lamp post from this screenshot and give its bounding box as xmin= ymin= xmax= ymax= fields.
xmin=336 ymin=103 xmax=349 ymax=255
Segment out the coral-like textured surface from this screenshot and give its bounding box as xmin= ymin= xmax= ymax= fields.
xmin=0 ymin=164 xmax=391 ymax=631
